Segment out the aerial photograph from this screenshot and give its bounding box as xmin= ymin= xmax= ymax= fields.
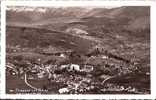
xmin=6 ymin=6 xmax=150 ymax=94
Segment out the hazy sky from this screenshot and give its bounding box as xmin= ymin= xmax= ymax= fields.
xmin=6 ymin=6 xmax=121 ymax=12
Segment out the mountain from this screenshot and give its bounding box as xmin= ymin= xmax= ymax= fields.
xmin=6 ymin=6 xmax=150 ymax=58
xmin=7 ymin=6 xmax=150 ymax=31
xmin=6 ymin=7 xmax=92 ymax=23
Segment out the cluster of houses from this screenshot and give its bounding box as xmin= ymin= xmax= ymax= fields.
xmin=6 ymin=43 xmax=135 ymax=94
xmin=6 ymin=58 xmax=94 ymax=80
xmin=6 ymin=44 xmax=130 ymax=80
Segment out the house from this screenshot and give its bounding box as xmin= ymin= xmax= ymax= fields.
xmin=59 ymin=53 xmax=66 ymax=58
xmin=69 ymin=64 xmax=80 ymax=71
xmin=59 ymin=88 xmax=70 ymax=94
xmin=60 ymin=64 xmax=80 ymax=71
xmin=81 ymin=64 xmax=94 ymax=72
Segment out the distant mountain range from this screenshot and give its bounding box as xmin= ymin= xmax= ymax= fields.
xmin=7 ymin=6 xmax=150 ymax=30
xmin=6 ymin=6 xmax=150 ymax=58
